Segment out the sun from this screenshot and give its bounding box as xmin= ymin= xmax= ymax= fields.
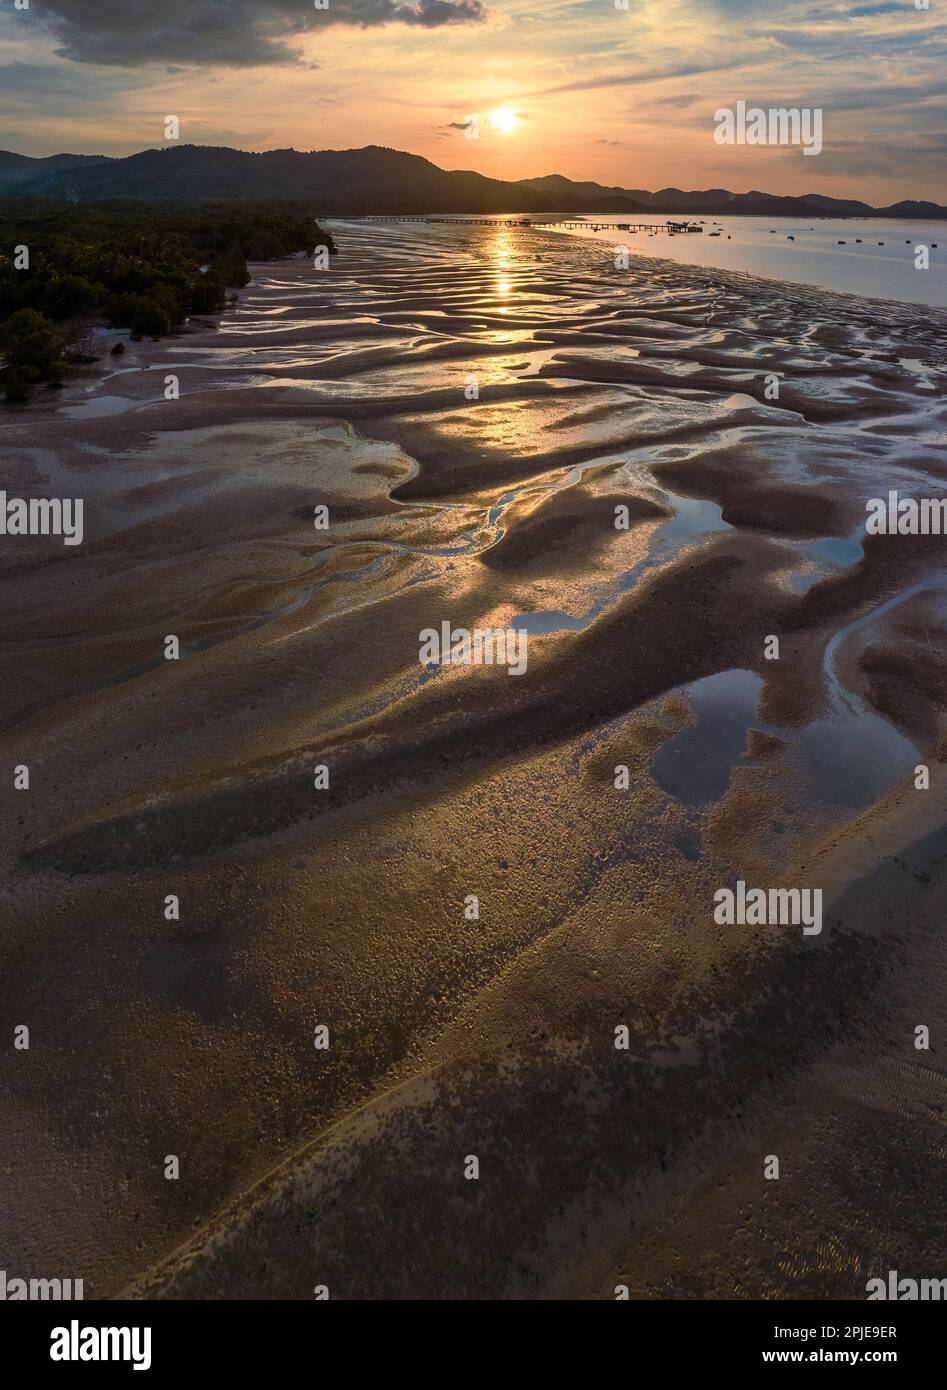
xmin=489 ymin=107 xmax=518 ymax=134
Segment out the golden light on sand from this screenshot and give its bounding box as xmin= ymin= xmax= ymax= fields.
xmin=489 ymin=107 xmax=518 ymax=134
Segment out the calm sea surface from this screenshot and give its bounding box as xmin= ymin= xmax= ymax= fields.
xmin=411 ymin=213 xmax=947 ymax=307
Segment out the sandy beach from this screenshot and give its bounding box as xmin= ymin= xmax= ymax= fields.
xmin=1 ymin=222 xmax=946 ymax=1299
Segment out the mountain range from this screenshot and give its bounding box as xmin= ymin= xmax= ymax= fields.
xmin=1 ymin=145 xmax=945 ymax=218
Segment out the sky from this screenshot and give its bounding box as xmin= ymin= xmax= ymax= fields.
xmin=0 ymin=0 xmax=944 ymax=202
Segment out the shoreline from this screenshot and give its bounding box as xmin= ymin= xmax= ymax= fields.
xmin=14 ymin=231 xmax=945 ymax=428
xmin=2 ymin=223 xmax=945 ymax=1298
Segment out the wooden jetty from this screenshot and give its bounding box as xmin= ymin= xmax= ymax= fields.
xmin=333 ymin=215 xmax=703 ymax=234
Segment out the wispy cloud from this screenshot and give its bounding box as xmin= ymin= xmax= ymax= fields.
xmin=0 ymin=0 xmax=942 ymax=201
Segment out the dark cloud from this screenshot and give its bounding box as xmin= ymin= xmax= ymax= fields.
xmin=36 ymin=0 xmax=489 ymax=68
xmin=394 ymin=0 xmax=489 ymax=24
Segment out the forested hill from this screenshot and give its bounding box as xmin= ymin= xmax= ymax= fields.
xmin=2 ymin=144 xmax=945 ymax=218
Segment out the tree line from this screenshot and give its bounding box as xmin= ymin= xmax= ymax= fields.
xmin=0 ymin=200 xmax=336 ymax=402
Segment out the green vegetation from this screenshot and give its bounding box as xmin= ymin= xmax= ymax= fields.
xmin=0 ymin=307 xmax=65 ymax=401
xmin=0 ymin=200 xmax=336 ymax=401
xmin=209 ymin=244 xmax=250 ymax=289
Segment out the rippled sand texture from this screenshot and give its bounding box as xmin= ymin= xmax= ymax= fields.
xmin=1 ymin=224 xmax=946 ymax=1298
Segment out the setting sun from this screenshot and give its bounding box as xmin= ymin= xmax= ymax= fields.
xmin=3 ymin=0 xmax=945 ymax=1326
xmin=489 ymin=107 xmax=518 ymax=134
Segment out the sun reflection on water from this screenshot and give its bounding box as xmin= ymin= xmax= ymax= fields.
xmin=491 ymin=230 xmax=515 ymax=312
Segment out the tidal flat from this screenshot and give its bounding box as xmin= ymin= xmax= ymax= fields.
xmin=1 ymin=222 xmax=946 ymax=1299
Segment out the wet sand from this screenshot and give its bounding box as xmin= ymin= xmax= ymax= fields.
xmin=1 ymin=224 xmax=946 ymax=1298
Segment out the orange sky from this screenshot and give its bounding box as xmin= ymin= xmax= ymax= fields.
xmin=1 ymin=0 xmax=944 ymax=202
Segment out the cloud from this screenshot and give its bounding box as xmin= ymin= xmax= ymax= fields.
xmin=651 ymin=91 xmax=703 ymax=108
xmin=32 ymin=0 xmax=490 ymax=68
xmin=0 ymin=60 xmax=141 ymax=107
xmin=393 ymin=0 xmax=490 ymax=24
xmin=806 ymin=129 xmax=947 ymax=178
xmin=524 ymin=59 xmax=747 ymax=98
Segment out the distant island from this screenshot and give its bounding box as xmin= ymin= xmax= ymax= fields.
xmin=2 ymin=144 xmax=946 ymax=219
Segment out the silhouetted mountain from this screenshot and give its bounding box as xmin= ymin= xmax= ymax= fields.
xmin=655 ymin=187 xmax=736 ymax=209
xmin=1 ymin=144 xmax=944 ymax=217
xmin=522 ymin=173 xmax=947 ymax=217
xmin=799 ymin=193 xmax=876 ymax=216
xmin=0 ymin=146 xmax=572 ymax=212
xmin=517 ymin=173 xmax=649 ymax=208
xmin=878 ymin=199 xmax=947 ymax=218
xmin=0 ymin=151 xmax=111 ymax=193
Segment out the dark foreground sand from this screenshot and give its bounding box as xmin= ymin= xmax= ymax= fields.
xmin=1 ymin=225 xmax=945 ymax=1298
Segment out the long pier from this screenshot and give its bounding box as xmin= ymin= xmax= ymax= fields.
xmin=332 ymin=215 xmax=703 ymax=233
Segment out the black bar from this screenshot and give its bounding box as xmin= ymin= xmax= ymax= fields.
xmin=2 ymin=1298 xmax=942 ymax=1374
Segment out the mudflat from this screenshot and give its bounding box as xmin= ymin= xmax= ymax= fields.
xmin=1 ymin=223 xmax=945 ymax=1298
